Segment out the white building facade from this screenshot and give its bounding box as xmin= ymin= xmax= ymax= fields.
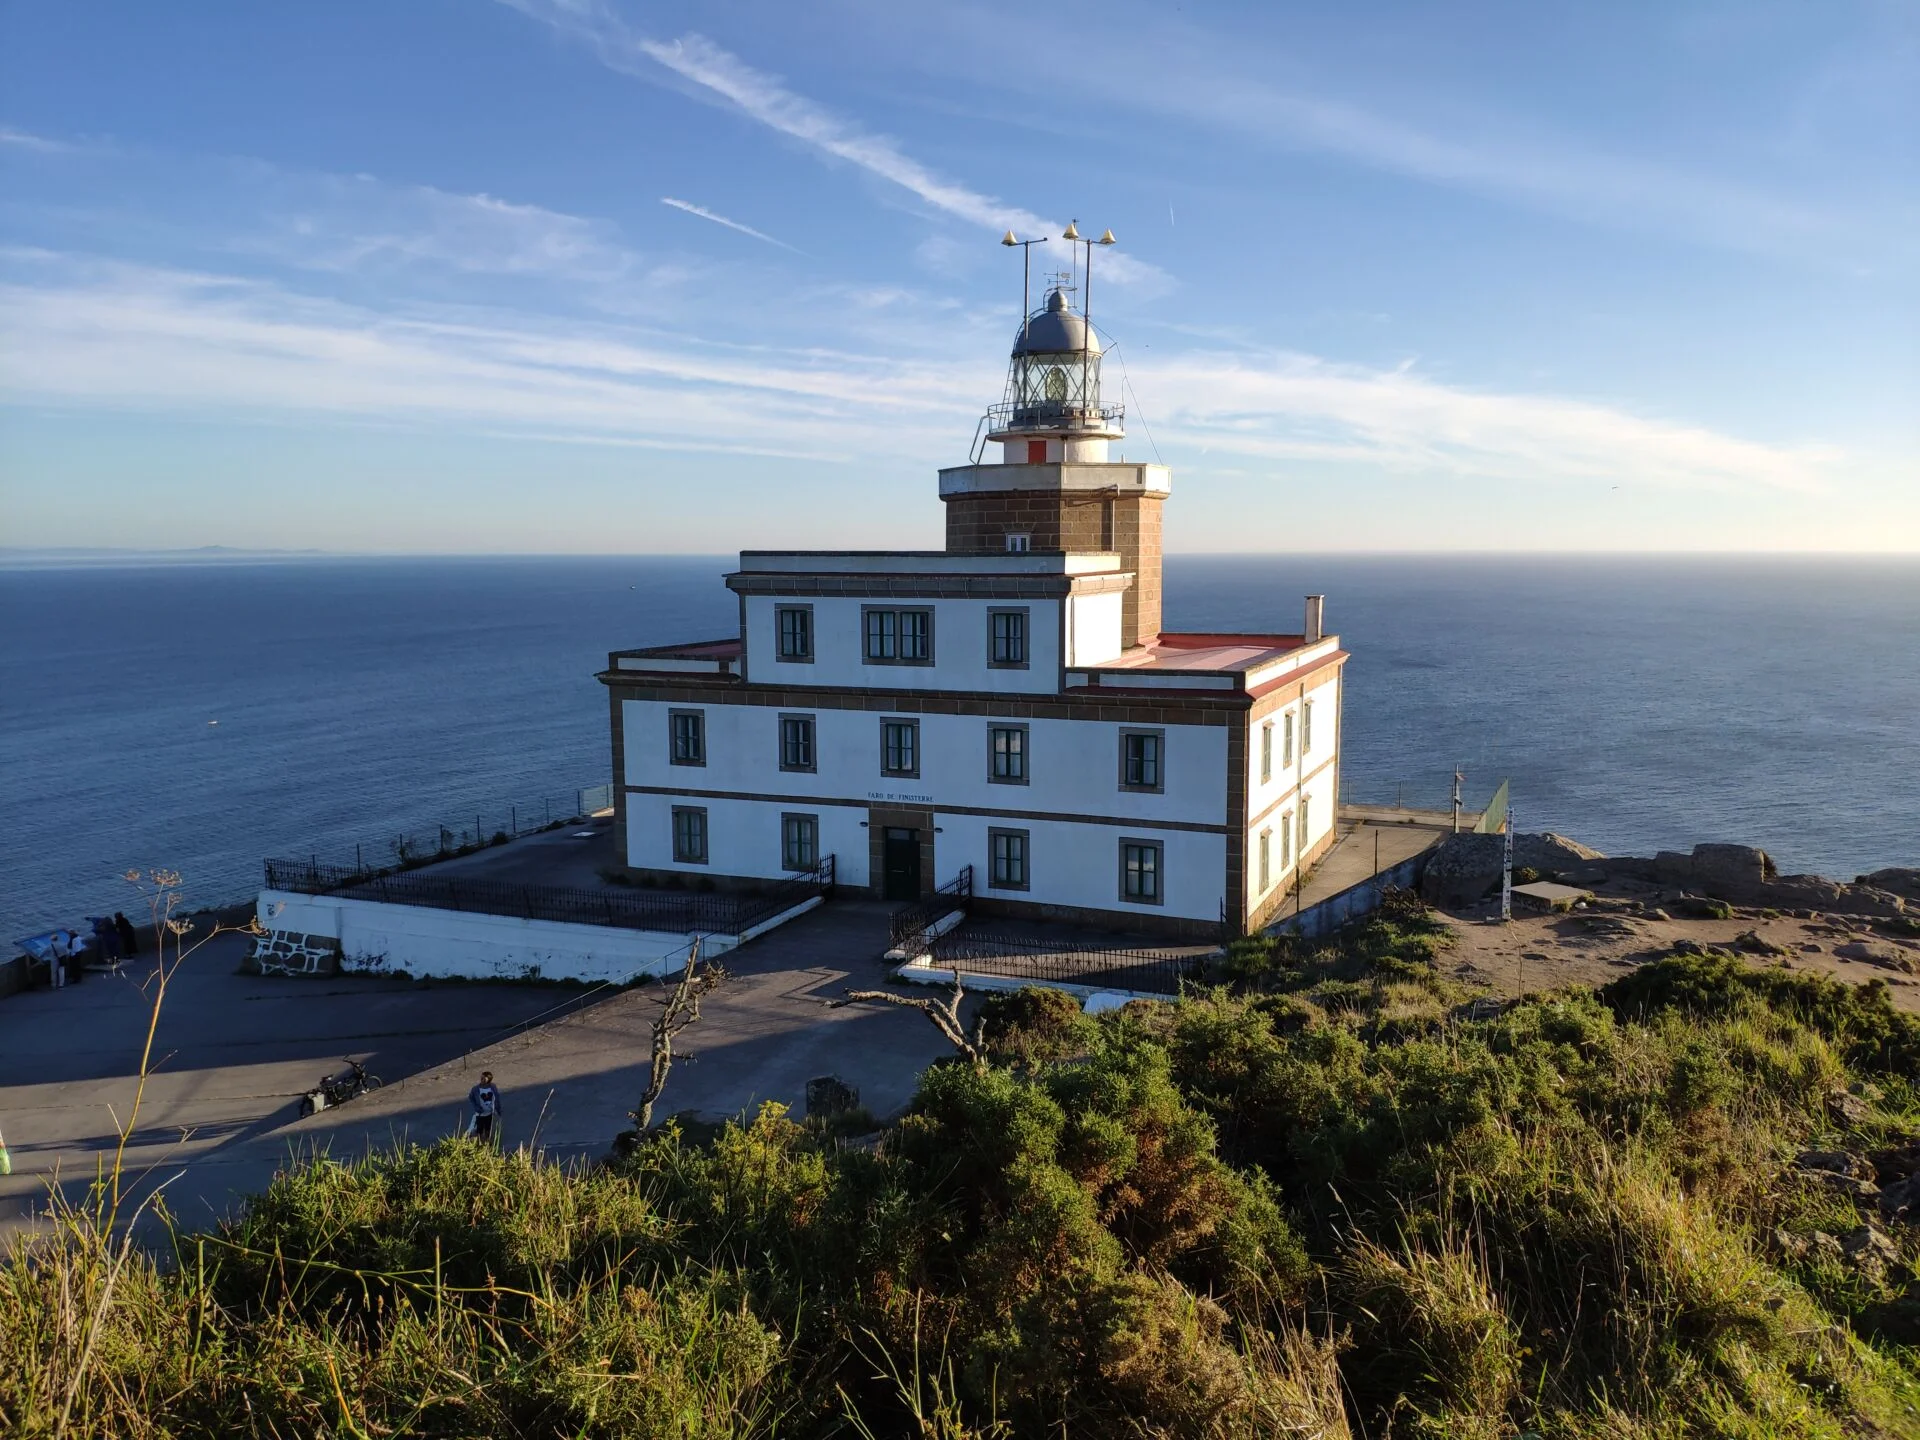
xmin=602 ymin=287 xmax=1346 ymax=937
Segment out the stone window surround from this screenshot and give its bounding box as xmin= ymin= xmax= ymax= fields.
xmin=774 ymin=603 xmax=814 ymax=663
xmin=671 ymin=804 xmax=708 ymax=864
xmin=988 ymin=826 xmax=1031 ymax=891
xmin=987 ymin=721 xmax=1029 ymax=786
xmin=668 ymin=708 xmax=706 ymax=767
xmin=780 ymin=811 xmax=819 ymax=870
xmin=880 ymin=716 xmax=921 ymax=778
xmin=1258 ymin=827 xmax=1272 ymax=894
xmin=1118 ymin=727 xmax=1166 ymax=794
xmin=987 ymin=606 xmax=1031 ymax=669
xmin=861 ymin=605 xmax=936 ymax=666
xmin=1118 ymin=837 xmax=1164 ymax=906
xmin=1260 ymin=720 xmax=1273 ymax=783
xmin=777 ymin=712 xmax=816 ymax=773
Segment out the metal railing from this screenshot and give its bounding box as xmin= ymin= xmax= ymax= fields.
xmin=984 ymin=401 xmax=1125 ymax=435
xmin=263 ymin=855 xmax=835 ymax=939
xmin=928 ymin=927 xmax=1213 ymax=997
xmin=889 ymin=865 xmax=972 ymax=950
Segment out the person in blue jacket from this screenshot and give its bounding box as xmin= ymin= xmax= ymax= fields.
xmin=467 ymin=1071 xmax=503 ymax=1143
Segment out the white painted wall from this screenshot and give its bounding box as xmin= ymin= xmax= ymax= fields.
xmin=626 ymin=792 xmax=873 ymax=888
xmin=743 ymin=595 xmax=1063 ymax=691
xmin=937 ymin=811 xmax=1226 ymax=923
xmin=1065 ymin=591 xmax=1124 ymax=666
xmin=627 ymin=702 xmax=1226 ymax=824
xmin=257 ymin=889 xmax=724 ymax=983
xmin=1243 ymin=670 xmax=1342 ymax=913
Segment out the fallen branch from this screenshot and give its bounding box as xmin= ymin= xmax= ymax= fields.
xmin=629 ymin=938 xmax=726 ymax=1132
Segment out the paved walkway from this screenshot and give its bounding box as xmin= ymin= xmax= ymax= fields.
xmin=0 ymin=932 xmax=577 ymax=1236
xmin=1 ymin=901 xmax=957 ymax=1237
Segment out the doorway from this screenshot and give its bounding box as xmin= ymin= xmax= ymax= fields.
xmin=882 ymin=827 xmax=921 ymax=900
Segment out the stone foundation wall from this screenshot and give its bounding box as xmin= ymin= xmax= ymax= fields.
xmin=249 ymin=930 xmax=343 ymax=977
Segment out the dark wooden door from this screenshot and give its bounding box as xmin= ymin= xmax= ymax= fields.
xmin=882 ymin=827 xmax=920 ymax=900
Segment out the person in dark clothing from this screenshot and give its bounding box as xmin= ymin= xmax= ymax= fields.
xmin=467 ymin=1071 xmax=503 ymax=1143
xmin=113 ymin=912 xmax=138 ymax=957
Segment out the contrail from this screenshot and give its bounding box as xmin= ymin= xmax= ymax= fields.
xmin=660 ymin=196 xmax=797 ymax=251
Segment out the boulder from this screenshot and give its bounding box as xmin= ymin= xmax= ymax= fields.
xmin=1691 ymin=843 xmax=1774 ymax=891
xmin=1842 ymin=1225 xmax=1901 ymax=1281
xmin=1733 ymin=929 xmax=1791 ymax=957
xmin=1835 ymin=941 xmax=1917 ymax=974
xmin=1795 ymin=1149 xmax=1874 ymax=1180
xmin=1862 ymin=868 xmax=1920 ymax=903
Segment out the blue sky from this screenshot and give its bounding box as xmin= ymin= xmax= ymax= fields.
xmin=1 ymin=0 xmax=1914 ymax=553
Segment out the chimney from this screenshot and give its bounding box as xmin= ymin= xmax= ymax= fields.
xmin=1303 ymin=594 xmax=1325 ymax=645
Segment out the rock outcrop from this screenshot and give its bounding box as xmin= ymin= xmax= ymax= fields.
xmin=1419 ymin=832 xmax=1605 ymax=907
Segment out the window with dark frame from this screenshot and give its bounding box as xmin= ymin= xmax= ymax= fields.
xmin=778 ymin=714 xmax=815 ymax=772
xmin=671 ymin=806 xmax=707 ymax=864
xmin=781 ymin=813 xmax=818 ymax=871
xmin=989 ymin=609 xmax=1028 ymax=667
xmin=669 ymin=710 xmax=705 ymax=766
xmin=988 ymin=828 xmax=1029 ymax=890
xmin=881 ymin=718 xmax=919 ymax=777
xmin=775 ymin=606 xmax=813 ymax=662
xmin=1120 ymin=839 xmax=1162 ymax=904
xmin=1120 ymin=729 xmax=1163 ymax=791
xmin=863 ymin=607 xmax=934 ymax=665
xmin=988 ymin=724 xmax=1027 ymax=783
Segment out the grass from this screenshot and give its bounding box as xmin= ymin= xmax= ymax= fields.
xmin=5 ymin=897 xmax=1919 ymax=1437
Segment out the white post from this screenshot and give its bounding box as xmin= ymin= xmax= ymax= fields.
xmin=1501 ymin=803 xmax=1514 ymax=923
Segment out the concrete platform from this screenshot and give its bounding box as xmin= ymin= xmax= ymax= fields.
xmin=0 ymin=901 xmax=957 ymax=1238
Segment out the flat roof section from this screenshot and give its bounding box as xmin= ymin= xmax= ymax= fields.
xmin=1100 ymin=633 xmax=1307 ymax=673
xmin=737 ymin=550 xmax=1122 ymax=575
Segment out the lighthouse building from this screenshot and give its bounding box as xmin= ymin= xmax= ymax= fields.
xmin=601 ymin=284 xmax=1346 ymax=936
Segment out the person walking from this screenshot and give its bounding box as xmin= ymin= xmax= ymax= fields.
xmin=467 ymin=1070 xmax=503 ymax=1144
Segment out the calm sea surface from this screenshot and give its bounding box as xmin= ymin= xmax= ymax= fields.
xmin=2 ymin=555 xmax=1916 ymax=937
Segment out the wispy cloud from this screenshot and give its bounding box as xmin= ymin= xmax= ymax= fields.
xmin=0 ymin=127 xmax=85 ymax=154
xmin=244 ymin=170 xmax=642 ymax=281
xmin=0 ymin=250 xmax=1837 ymax=499
xmin=660 ymin=196 xmax=795 ymax=251
xmin=498 ymin=3 xmax=1165 ymax=288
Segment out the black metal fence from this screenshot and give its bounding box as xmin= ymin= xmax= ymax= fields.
xmin=927 ymin=927 xmax=1215 ymax=997
xmin=263 ymin=855 xmax=835 ymax=939
xmin=889 ymin=865 xmax=973 ymax=950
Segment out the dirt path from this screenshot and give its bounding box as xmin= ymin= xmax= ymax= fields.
xmin=1437 ymin=903 xmax=1920 ymax=1013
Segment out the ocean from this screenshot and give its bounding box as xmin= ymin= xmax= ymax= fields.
xmin=2 ymin=554 xmax=1916 ymax=938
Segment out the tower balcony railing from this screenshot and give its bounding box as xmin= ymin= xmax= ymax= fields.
xmin=985 ymin=400 xmax=1125 ymax=436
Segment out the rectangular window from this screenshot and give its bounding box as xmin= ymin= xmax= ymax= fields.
xmin=989 ymin=828 xmax=1029 ymax=890
xmin=1298 ymin=796 xmax=1311 ymax=853
xmin=1302 ymin=699 xmax=1313 ymax=755
xmin=671 ymin=806 xmax=707 ymax=865
xmin=880 ymin=718 xmax=919 ymax=777
xmin=1005 ymin=532 xmax=1031 ymax=553
xmin=863 ymin=607 xmax=934 ymax=665
xmin=1120 ymin=839 xmax=1163 ymax=905
xmin=778 ymin=713 xmax=815 ymax=772
xmin=669 ymin=709 xmax=705 ymax=766
xmin=1260 ymin=722 xmax=1273 ymax=784
xmin=898 ymin=609 xmax=930 ymax=662
xmin=781 ymin=812 xmax=818 ymax=871
xmin=989 ymin=608 xmax=1029 ymax=667
xmin=1259 ymin=829 xmax=1271 ymax=893
xmin=775 ymin=605 xmax=813 ymax=662
xmin=1282 ymin=712 xmax=1294 ymax=767
xmin=988 ymin=724 xmax=1028 ymax=784
xmin=1282 ymin=812 xmax=1294 ymax=871
xmin=1120 ymin=729 xmax=1164 ymax=792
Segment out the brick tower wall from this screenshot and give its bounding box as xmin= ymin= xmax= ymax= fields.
xmin=944 ymin=491 xmax=1163 ymax=647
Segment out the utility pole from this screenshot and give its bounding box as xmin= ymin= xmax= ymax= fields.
xmin=1501 ymin=802 xmax=1514 ymax=924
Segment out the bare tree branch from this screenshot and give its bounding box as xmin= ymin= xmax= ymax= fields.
xmin=835 ymin=973 xmax=985 ymax=1070
xmin=630 ymin=937 xmax=726 ymax=1132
